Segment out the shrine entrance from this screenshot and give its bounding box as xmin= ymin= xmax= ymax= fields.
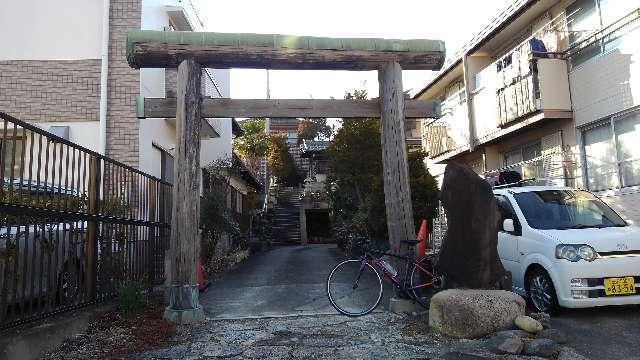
xmin=126 ymin=30 xmax=445 ymax=323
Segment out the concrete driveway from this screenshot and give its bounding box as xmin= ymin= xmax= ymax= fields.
xmin=200 ymin=244 xmax=392 ymax=319
xmin=553 ymin=305 xmax=640 ymax=359
xmin=198 ymin=244 xmax=639 ymax=358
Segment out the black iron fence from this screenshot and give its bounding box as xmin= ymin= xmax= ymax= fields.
xmin=0 ymin=112 xmax=172 ymax=329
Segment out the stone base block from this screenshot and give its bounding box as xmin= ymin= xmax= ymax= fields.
xmin=429 ymin=289 xmax=525 ymax=338
xmin=163 ymin=306 xmax=205 ymax=324
xmin=389 ymin=296 xmax=426 ymax=314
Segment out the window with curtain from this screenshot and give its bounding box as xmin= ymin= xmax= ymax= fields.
xmin=566 ymin=0 xmax=601 ymax=67
xmin=160 ymin=150 xmax=174 ymax=185
xmin=583 ymin=124 xmax=618 ymax=190
xmin=614 ymin=112 xmax=640 ymax=187
xmin=566 ymin=0 xmax=640 ymax=67
xmin=582 ymin=109 xmax=640 ymax=191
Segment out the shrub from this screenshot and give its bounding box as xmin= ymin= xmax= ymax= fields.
xmin=117 ymin=280 xmax=145 ymax=315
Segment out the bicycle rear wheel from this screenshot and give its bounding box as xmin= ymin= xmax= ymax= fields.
xmin=326 ymin=259 xmax=383 ymax=316
xmin=409 ymin=256 xmax=445 ymax=308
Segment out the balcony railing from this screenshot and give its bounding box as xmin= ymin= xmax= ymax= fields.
xmin=471 ymin=55 xmax=571 ymax=145
xmin=423 ymin=103 xmax=469 ymax=159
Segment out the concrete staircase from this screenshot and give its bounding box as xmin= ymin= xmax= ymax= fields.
xmin=271 ymin=187 xmax=302 ymax=245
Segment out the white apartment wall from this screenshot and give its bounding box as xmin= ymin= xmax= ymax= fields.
xmin=0 ymin=0 xmax=104 ymax=60
xmin=568 ymin=26 xmax=640 ymax=224
xmin=201 ymin=118 xmax=233 ymax=166
xmin=569 ymin=30 xmax=640 ymax=127
xmin=33 ymin=121 xmax=101 ymax=152
xmin=138 ymin=119 xmax=176 ymax=176
xmin=138 ymin=0 xmax=232 ymax=179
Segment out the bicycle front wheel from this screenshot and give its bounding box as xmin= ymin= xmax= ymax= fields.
xmin=327 ymin=259 xmax=383 ymax=316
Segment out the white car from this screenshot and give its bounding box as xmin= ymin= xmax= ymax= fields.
xmin=493 ymin=186 xmax=640 ymax=313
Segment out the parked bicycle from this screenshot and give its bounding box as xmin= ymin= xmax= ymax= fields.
xmin=326 ymin=237 xmax=445 ymax=316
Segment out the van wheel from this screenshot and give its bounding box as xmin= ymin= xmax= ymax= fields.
xmin=526 ymin=268 xmax=559 ymax=315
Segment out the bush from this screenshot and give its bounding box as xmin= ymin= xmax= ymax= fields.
xmin=117 ymin=280 xmax=145 ymax=315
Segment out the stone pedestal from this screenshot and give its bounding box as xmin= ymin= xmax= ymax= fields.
xmin=163 ymin=284 xmax=205 ymax=324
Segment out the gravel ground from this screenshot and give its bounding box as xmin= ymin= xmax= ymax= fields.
xmin=134 ymin=312 xmax=586 ymax=360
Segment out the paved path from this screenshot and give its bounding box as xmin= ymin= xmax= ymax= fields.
xmin=553 ymin=305 xmax=640 ymax=359
xmin=200 ymin=244 xmax=392 ymax=319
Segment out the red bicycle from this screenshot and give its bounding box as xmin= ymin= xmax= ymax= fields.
xmin=326 ymin=237 xmax=445 ymax=316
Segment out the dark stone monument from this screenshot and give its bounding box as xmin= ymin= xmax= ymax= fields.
xmin=437 ymin=162 xmax=508 ymax=289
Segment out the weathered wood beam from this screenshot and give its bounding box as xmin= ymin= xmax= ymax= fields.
xmin=164 ymin=58 xmax=204 ymax=323
xmin=130 ymin=42 xmax=445 ymax=70
xmin=138 ymin=98 xmax=440 ymax=119
xmin=378 ymin=62 xmax=416 ymax=259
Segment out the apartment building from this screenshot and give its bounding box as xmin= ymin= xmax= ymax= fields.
xmin=417 ymin=0 xmax=640 ymax=223
xmin=0 ymin=0 xmax=240 ymax=189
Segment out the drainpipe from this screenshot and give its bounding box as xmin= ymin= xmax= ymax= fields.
xmin=98 ymin=0 xmax=110 ymax=155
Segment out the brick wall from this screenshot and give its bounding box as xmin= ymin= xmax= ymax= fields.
xmin=106 ymin=0 xmax=141 ymax=167
xmin=0 ymin=60 xmax=101 ymax=122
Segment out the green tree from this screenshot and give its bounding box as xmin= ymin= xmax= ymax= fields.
xmin=298 ymin=117 xmax=333 ymax=142
xmin=267 ymin=134 xmax=303 ymax=186
xmin=327 ymin=89 xmax=439 ymax=249
xmin=233 ymin=118 xmax=269 ymax=174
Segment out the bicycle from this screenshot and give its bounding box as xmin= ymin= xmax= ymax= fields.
xmin=326 ymin=237 xmax=445 ymax=316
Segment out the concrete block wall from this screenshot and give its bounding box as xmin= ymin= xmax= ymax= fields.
xmin=106 ymin=0 xmax=142 ymax=167
xmin=0 ymin=60 xmax=101 ymax=122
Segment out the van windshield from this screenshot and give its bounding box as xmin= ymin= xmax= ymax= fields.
xmin=513 ymin=190 xmax=627 ymax=230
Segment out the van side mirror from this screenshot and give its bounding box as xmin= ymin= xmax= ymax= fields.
xmin=503 ymin=219 xmax=515 ymax=233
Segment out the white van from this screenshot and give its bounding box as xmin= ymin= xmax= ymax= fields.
xmin=493 ymin=186 xmax=640 ymax=313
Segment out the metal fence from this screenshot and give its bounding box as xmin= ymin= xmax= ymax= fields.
xmin=427 ymin=203 xmax=446 ymax=254
xmin=0 ymin=112 xmax=172 ymax=329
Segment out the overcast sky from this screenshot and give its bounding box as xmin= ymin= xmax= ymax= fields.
xmin=192 ymin=0 xmax=512 ymax=100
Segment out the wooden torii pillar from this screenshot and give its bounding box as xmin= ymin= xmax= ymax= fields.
xmin=165 ymin=58 xmax=203 ymax=322
xmin=379 ymin=62 xmax=416 ymax=256
xmin=126 ymin=31 xmax=444 ymax=323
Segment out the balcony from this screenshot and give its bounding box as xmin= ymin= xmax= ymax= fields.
xmin=423 ymin=90 xmax=470 ymax=159
xmin=471 ymin=55 xmax=572 ymax=146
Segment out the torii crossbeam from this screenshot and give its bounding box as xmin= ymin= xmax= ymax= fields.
xmin=126 ymin=30 xmax=445 ymax=323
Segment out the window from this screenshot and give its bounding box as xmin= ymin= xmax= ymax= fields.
xmin=566 ymin=0 xmax=601 ymax=67
xmin=566 ymin=0 xmax=640 ymax=67
xmin=614 ymin=112 xmax=640 ymax=187
xmin=495 ymin=195 xmax=521 ymax=234
xmin=583 ymin=124 xmax=617 ymax=190
xmin=155 ymin=147 xmax=174 ymax=185
xmin=513 ymin=190 xmax=626 ymax=230
xmin=503 ymin=141 xmax=542 ymax=178
xmin=582 ymin=109 xmax=640 ymax=191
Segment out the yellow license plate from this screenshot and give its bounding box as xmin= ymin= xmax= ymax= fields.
xmin=604 ymin=277 xmax=636 ymax=296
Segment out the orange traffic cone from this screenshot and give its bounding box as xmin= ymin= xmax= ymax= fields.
xmin=416 ymin=219 xmax=428 ymax=257
xmin=197 ymin=261 xmax=207 ymax=292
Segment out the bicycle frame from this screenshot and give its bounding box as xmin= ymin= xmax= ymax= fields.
xmin=360 ymin=251 xmax=437 ymax=297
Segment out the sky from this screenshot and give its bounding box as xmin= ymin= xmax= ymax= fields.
xmin=192 ymin=0 xmax=512 ymax=100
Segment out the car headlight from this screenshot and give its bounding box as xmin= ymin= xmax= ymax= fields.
xmin=577 ymin=245 xmax=597 ymax=261
xmin=556 ymin=244 xmax=598 ymax=262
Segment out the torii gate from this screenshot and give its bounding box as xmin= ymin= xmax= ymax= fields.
xmin=126 ymin=30 xmax=445 ymax=323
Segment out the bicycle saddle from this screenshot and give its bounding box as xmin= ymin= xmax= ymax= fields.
xmin=400 ymin=239 xmax=421 ymax=245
